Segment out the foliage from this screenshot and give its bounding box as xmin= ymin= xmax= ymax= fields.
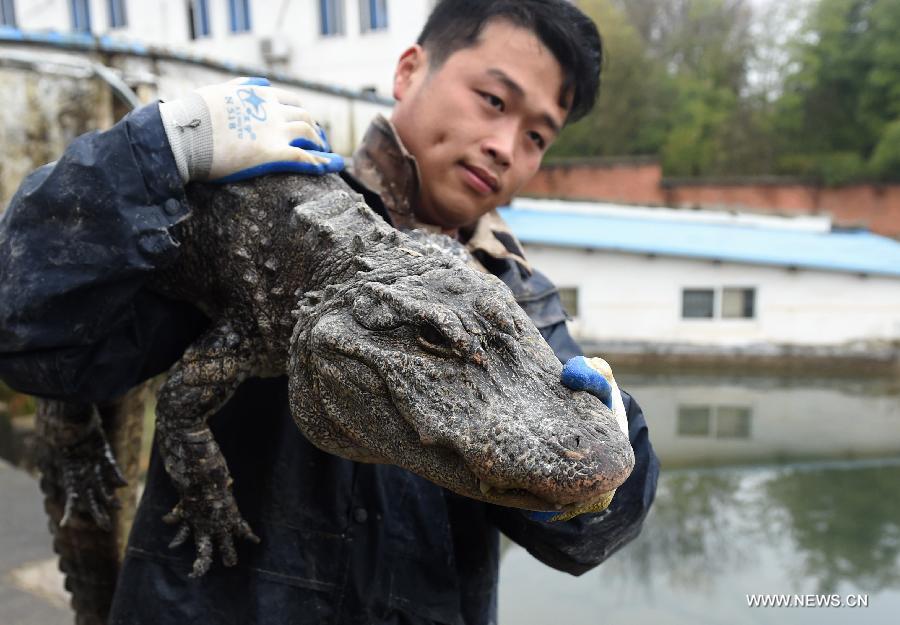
xmin=869 ymin=118 xmax=900 ymax=180
xmin=549 ymin=0 xmax=673 ymax=159
xmin=773 ymin=0 xmax=900 ymax=182
xmin=552 ymin=0 xmax=761 ymax=174
xmin=552 ymin=0 xmax=900 ymax=183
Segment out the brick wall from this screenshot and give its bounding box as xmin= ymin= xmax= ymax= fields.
xmin=522 ymin=159 xmax=900 ymax=238
xmin=521 ymin=157 xmax=665 ymax=206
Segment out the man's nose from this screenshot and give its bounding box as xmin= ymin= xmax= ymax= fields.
xmin=482 ymin=127 xmax=515 ymax=169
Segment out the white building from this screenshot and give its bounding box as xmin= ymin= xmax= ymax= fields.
xmin=503 ymin=199 xmax=900 ymax=353
xmin=1 ymin=0 xmax=434 ymax=96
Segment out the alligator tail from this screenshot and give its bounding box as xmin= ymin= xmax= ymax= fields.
xmin=36 ymin=387 xmax=146 ymax=625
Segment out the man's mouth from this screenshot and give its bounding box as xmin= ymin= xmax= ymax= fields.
xmin=459 ymin=163 xmax=499 ymax=195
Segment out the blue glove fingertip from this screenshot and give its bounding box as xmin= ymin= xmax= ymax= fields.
xmin=241 ymin=76 xmax=271 ymax=86
xmin=210 ymin=154 xmax=344 ymax=183
xmin=526 ymin=510 xmax=560 ymax=522
xmin=304 ymin=150 xmax=345 ymax=173
xmin=290 ymin=137 xmax=326 ymax=151
xmin=562 ymin=356 xmax=613 ymax=409
xmin=316 ymin=125 xmax=332 ymax=153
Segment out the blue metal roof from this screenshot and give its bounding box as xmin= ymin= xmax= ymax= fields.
xmin=497 ymin=207 xmax=900 ymax=278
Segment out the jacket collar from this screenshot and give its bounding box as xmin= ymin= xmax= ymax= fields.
xmin=349 ymin=114 xmax=532 ymax=274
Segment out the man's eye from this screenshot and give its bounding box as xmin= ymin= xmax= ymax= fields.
xmin=528 ymin=131 xmax=546 ymax=149
xmin=479 ymin=92 xmax=504 ymax=112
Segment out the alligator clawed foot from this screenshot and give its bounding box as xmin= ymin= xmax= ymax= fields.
xmin=35 ymin=400 xmax=128 ymax=531
xmin=163 ymin=492 xmax=260 ymax=577
xmin=56 ymin=425 xmax=128 ymax=531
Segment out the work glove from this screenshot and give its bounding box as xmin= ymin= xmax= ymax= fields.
xmin=527 ymin=356 xmax=628 ymax=522
xmin=158 ymin=77 xmax=344 ymax=183
xmin=560 ymin=356 xmax=628 ymax=437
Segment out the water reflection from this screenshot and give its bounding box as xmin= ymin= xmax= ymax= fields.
xmin=499 ymin=372 xmax=900 ymax=625
xmin=764 ymin=463 xmax=900 ymax=595
xmin=621 ymin=372 xmax=900 ymax=467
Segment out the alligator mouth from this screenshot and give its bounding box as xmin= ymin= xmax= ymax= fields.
xmin=476 ymin=480 xmax=563 ymax=509
xmin=474 ymin=477 xmax=617 ymax=514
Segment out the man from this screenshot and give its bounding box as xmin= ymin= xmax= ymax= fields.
xmin=0 ymin=1 xmax=659 ymax=623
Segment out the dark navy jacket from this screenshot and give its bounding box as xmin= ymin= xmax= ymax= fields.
xmin=0 ymin=104 xmax=659 ymax=625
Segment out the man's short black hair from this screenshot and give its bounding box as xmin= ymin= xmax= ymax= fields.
xmin=416 ymin=0 xmax=603 ymax=123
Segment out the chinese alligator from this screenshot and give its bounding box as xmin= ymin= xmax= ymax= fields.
xmin=39 ymin=174 xmax=634 ymax=589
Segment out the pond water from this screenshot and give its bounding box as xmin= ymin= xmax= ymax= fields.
xmin=498 ymin=371 xmax=900 ymax=625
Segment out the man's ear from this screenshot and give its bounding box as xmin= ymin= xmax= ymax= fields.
xmin=393 ymin=45 xmax=427 ymax=101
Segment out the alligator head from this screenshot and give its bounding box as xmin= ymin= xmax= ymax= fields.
xmin=287 ymin=216 xmax=634 ymax=515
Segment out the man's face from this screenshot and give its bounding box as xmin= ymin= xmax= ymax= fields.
xmin=391 ymin=20 xmax=569 ymax=230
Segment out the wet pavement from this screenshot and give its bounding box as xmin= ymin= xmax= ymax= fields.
xmin=0 ymin=460 xmax=71 ymax=625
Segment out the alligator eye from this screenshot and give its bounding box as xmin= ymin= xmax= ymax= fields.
xmin=417 ymin=323 xmax=452 ymax=353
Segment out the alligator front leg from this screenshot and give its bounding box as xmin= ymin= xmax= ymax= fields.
xmin=154 ymin=321 xmax=262 ymax=577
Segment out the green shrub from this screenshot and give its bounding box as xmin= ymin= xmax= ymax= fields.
xmin=868 ymin=118 xmax=900 ymax=181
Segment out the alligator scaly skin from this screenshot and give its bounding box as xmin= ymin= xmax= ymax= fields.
xmin=36 ymin=388 xmax=144 ymax=625
xmin=39 ymin=173 xmax=635 ymax=593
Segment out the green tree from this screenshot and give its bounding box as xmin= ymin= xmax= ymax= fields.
xmin=553 ymin=0 xmax=767 ymax=177
xmin=549 ymin=0 xmax=673 ymax=159
xmin=775 ymin=0 xmax=900 ymax=182
xmin=869 ymin=118 xmax=900 ymax=180
xmin=617 ymin=0 xmax=754 ymax=93
xmin=661 ymin=77 xmax=736 ymax=176
xmin=630 ymin=0 xmax=760 ymax=176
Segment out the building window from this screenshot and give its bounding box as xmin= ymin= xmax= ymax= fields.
xmin=682 ymin=289 xmax=715 ymax=319
xmin=722 ymin=287 xmax=755 ymax=319
xmin=188 ymin=0 xmax=210 ymax=39
xmin=228 ymin=0 xmax=251 ymax=33
xmin=557 ymin=287 xmax=579 ymax=318
xmin=70 ymin=0 xmax=92 ymax=33
xmin=320 ymin=0 xmax=345 ymax=36
xmin=682 ymin=287 xmax=756 ymax=319
xmin=677 ymin=405 xmax=712 ymax=436
xmin=359 ymin=0 xmax=388 ymax=32
xmin=1 ymin=0 xmax=16 ymax=27
xmin=108 ymin=0 xmax=127 ymax=28
xmin=678 ymin=404 xmax=752 ymax=439
xmin=715 ymin=406 xmax=752 ymax=439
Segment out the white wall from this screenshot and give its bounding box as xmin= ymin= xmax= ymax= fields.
xmin=0 ymin=36 xmax=393 ymax=208
xmin=10 ymin=0 xmax=432 ymax=96
xmin=522 ymin=244 xmax=900 ymax=347
xmin=286 ymin=0 xmax=434 ymax=96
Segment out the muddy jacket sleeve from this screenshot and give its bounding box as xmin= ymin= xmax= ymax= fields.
xmin=0 ymin=103 xmax=208 ymax=402
xmin=488 ymin=263 xmax=660 ymax=575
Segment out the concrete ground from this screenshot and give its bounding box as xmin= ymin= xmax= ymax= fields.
xmin=0 ymin=460 xmax=71 ymax=625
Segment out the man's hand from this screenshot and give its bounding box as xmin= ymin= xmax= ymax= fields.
xmin=527 ymin=356 xmax=628 ymax=522
xmin=560 ymin=356 xmax=627 ymax=437
xmin=159 ymin=77 xmax=344 ymax=183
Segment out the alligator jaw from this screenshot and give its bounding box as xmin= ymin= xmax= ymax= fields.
xmin=472 ymin=471 xmax=618 ymax=514
xmin=296 ymin=341 xmax=634 ymax=514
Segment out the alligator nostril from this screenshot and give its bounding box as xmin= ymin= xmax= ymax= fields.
xmin=575 ymin=436 xmax=581 ymax=448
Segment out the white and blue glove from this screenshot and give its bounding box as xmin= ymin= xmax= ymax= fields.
xmin=528 ymin=356 xmax=628 ymax=522
xmin=559 ymin=356 xmax=628 ymax=437
xmin=159 ymin=77 xmax=344 ymax=183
